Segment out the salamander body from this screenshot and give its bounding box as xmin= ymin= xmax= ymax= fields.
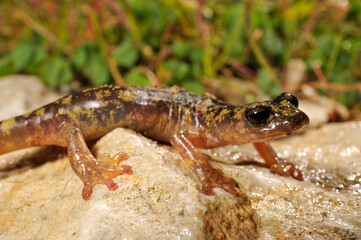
xmin=0 ymin=85 xmax=309 ymax=199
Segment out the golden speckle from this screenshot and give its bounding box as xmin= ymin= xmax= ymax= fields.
xmin=35 ymin=108 xmax=45 ymax=116
xmin=234 ymin=108 xmax=245 ymax=120
xmin=109 ymin=110 xmax=115 ymax=123
xmin=0 ymin=118 xmax=16 ymax=135
xmin=61 ymin=95 xmax=72 ymax=105
xmin=23 ymin=112 xmax=31 ymax=118
xmin=215 ymin=109 xmax=231 ymax=122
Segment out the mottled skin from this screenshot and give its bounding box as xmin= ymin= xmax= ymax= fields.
xmin=0 ymin=85 xmax=309 ymax=200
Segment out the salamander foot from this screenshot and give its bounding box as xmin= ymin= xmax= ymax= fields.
xmin=270 ymin=161 xmax=303 ymax=180
xmin=80 ymin=152 xmax=133 ymax=200
xmin=64 ymin=125 xmax=133 ymax=200
xmin=197 ymin=165 xmax=239 ymax=197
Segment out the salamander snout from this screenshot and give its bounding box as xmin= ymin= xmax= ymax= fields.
xmin=286 ymin=108 xmax=309 ymax=132
xmin=298 ymin=110 xmax=310 ymax=126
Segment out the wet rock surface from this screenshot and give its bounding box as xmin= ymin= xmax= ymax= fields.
xmin=0 ymin=75 xmax=360 ymax=239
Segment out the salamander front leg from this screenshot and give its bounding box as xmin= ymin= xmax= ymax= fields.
xmin=253 ymin=142 xmax=303 ymax=180
xmin=170 ymin=130 xmax=238 ymax=196
xmin=64 ymin=126 xmax=133 ymax=200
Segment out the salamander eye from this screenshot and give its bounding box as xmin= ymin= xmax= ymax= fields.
xmin=246 ymin=106 xmax=270 ymax=126
xmin=273 ymin=92 xmax=299 ymax=107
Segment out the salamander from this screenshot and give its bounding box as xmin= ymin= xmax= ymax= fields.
xmin=0 ymin=85 xmax=309 ymax=200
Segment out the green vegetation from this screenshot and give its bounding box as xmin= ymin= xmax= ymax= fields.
xmin=0 ymin=0 xmax=360 ymax=106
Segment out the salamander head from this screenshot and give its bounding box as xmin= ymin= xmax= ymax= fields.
xmin=229 ymin=92 xmax=309 ymax=143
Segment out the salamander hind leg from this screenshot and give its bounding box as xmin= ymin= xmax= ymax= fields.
xmin=63 ymin=125 xmax=133 ymax=200
xmin=170 ymin=130 xmax=239 ymax=196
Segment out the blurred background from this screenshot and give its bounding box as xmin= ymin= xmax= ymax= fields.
xmin=0 ymin=0 xmax=360 ymax=109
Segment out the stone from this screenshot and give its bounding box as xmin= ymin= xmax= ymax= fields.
xmin=206 ymin=121 xmax=361 ymax=239
xmin=0 ymin=75 xmax=61 ymax=119
xmin=0 ymin=75 xmax=360 ymax=239
xmin=0 ymin=127 xmax=259 ymax=239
